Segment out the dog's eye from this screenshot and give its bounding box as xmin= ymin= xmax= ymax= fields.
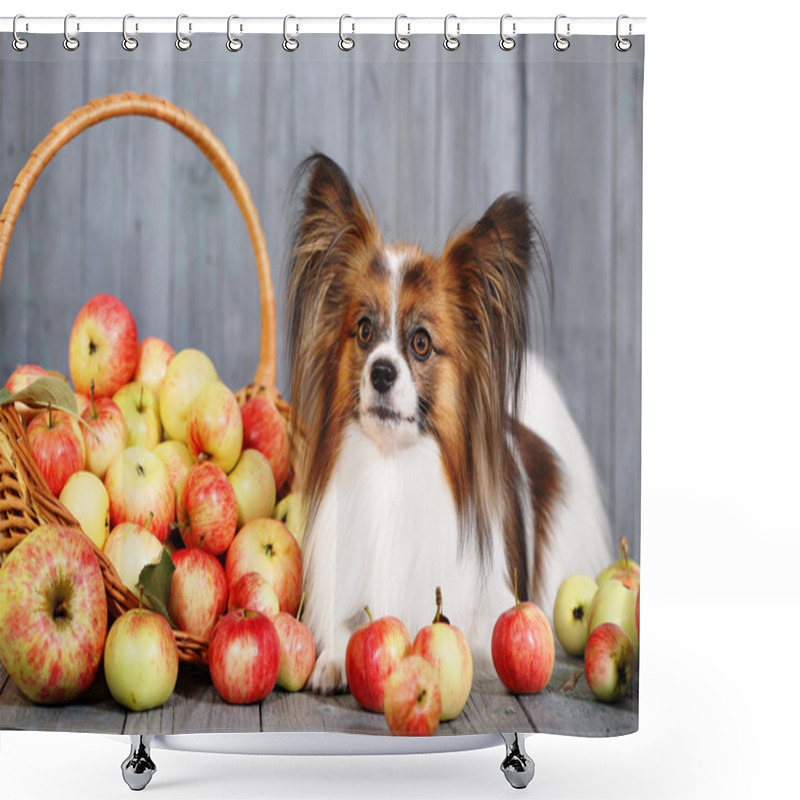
xmin=411 ymin=329 xmax=432 ymax=360
xmin=357 ymin=318 xmax=374 ymax=348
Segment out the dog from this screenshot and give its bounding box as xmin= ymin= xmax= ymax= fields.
xmin=286 ymin=154 xmax=612 ymax=694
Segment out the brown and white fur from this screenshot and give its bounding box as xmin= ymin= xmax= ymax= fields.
xmin=287 ymin=154 xmax=612 ymax=693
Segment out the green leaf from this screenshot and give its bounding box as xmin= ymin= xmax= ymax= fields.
xmin=0 ymin=376 xmax=78 ymax=415
xmin=137 ymin=549 xmax=176 ymax=627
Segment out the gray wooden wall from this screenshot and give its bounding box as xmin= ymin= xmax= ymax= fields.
xmin=0 ymin=34 xmax=643 ymax=557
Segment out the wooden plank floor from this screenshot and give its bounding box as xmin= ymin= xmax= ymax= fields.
xmin=0 ymin=654 xmax=637 ymax=738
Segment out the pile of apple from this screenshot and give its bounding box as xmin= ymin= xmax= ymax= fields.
xmin=0 ymin=293 xmax=313 ymax=711
xmin=552 ymin=538 xmax=640 ymax=703
xmin=343 ymin=588 xmax=474 ymax=736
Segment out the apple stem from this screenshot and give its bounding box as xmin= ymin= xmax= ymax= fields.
xmin=47 ymin=401 xmax=53 ymax=428
xmin=435 ymin=586 xmax=443 ymax=623
xmin=144 ymin=512 xmax=154 ymax=533
xmin=296 ymin=592 xmax=305 ymax=621
xmin=513 ymin=567 xmax=519 ymax=611
xmin=90 ymin=379 xmax=97 ymax=419
xmin=620 ymin=536 xmax=630 ymax=576
xmin=560 ymin=670 xmax=584 ymax=693
xmin=364 ymin=605 xmax=373 ymax=624
xmin=138 ymin=384 xmax=144 ymax=411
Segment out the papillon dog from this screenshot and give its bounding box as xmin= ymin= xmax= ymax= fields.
xmin=287 ymin=154 xmax=613 ymax=694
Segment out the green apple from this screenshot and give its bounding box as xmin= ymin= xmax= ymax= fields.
xmin=159 ymin=348 xmax=218 ymax=442
xmin=273 ymin=492 xmax=307 ymax=549
xmin=113 ymin=381 xmax=162 ymax=450
xmin=104 ymin=608 xmax=179 ymax=711
xmin=587 ymin=577 xmax=639 ymax=657
xmin=58 ymin=471 xmax=110 ymax=550
xmin=185 ymin=380 xmax=243 ymax=474
xmin=597 ymin=536 xmax=640 ymax=588
xmin=553 ymin=573 xmax=598 ymax=657
xmin=229 ymin=449 xmax=276 ymax=528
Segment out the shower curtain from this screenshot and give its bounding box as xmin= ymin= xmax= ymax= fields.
xmin=0 ymin=22 xmax=643 ymax=739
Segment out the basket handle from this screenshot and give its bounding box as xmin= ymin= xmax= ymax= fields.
xmin=0 ymin=92 xmax=277 ymax=392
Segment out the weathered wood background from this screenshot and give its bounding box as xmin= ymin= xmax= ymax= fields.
xmin=0 ymin=34 xmax=642 ymax=558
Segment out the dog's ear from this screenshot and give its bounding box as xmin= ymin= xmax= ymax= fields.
xmin=443 ymin=194 xmax=550 ymax=416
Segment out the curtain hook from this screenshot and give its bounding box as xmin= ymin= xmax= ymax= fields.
xmin=553 ymin=14 xmax=570 ymax=52
xmin=227 ymin=15 xmax=243 ymax=52
xmin=615 ymin=15 xmax=632 ymax=52
xmin=500 ymin=14 xmax=516 ymax=51
xmin=283 ymin=15 xmax=299 ymax=51
xmin=443 ymin=14 xmax=460 ymax=51
xmin=339 ymin=14 xmax=355 ymax=51
xmin=394 ymin=15 xmax=410 ymax=51
xmin=175 ymin=14 xmax=192 ymax=51
xmin=12 ymin=15 xmax=29 ymax=52
xmin=122 ymin=14 xmax=138 ymax=52
xmin=63 ymin=13 xmax=79 ymax=51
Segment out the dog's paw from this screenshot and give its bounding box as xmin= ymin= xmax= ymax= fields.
xmin=308 ymin=650 xmax=348 ymax=695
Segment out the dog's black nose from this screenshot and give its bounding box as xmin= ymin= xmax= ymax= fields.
xmin=370 ymin=360 xmax=397 ymax=394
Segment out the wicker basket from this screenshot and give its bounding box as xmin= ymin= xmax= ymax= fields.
xmin=0 ymin=92 xmax=292 ymax=667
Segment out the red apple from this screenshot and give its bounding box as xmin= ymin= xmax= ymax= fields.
xmin=240 ymin=395 xmax=290 ymax=488
xmin=225 ymin=519 xmax=302 ymax=616
xmin=491 ymin=573 xmax=555 ymax=694
xmin=69 ymin=294 xmax=138 ymax=398
xmin=274 ymin=603 xmax=316 ymax=692
xmin=104 ymin=446 xmax=175 ymax=543
xmin=177 ymin=462 xmax=237 ymax=555
xmin=636 ymin=588 xmax=640 ymax=641
xmin=228 ymin=571 xmax=280 ymax=619
xmin=4 ymin=363 xmax=48 ymax=424
xmin=383 ymin=655 xmax=442 ymax=736
xmin=584 ymin=622 xmax=634 ymax=703
xmin=411 ymin=587 xmax=473 ymax=721
xmin=26 ymin=407 xmax=86 ymax=497
xmin=134 ymin=337 xmax=174 ymax=398
xmin=74 ymin=392 xmax=91 ymax=418
xmin=81 ymin=384 xmax=126 ymax=479
xmin=168 ymin=548 xmax=228 ymax=640
xmin=0 ymin=524 xmax=107 ymax=704
xmin=345 ymin=607 xmax=412 ymax=713
xmin=208 ymin=609 xmax=281 ymax=704
xmin=104 ymin=608 xmax=179 ymax=711
xmin=153 ymin=439 xmax=195 ymax=503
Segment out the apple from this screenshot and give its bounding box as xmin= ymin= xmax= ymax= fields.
xmin=411 ymin=587 xmax=473 ymax=721
xmin=103 ymin=522 xmax=164 ymax=602
xmin=491 ymin=572 xmax=555 ymax=694
xmin=240 ymin=395 xmax=290 ymax=488
xmin=134 ymin=337 xmax=174 ymax=398
xmin=225 ymin=519 xmax=303 ymax=615
xmin=159 ymin=348 xmax=218 ymax=443
xmin=584 ymin=622 xmax=634 ymax=703
xmin=113 ymin=382 xmax=162 ymax=450
xmin=553 ymin=573 xmax=599 ymax=657
xmin=58 ymin=471 xmax=110 ymax=550
xmin=383 ymin=655 xmax=442 ymax=736
xmin=74 ymin=392 xmax=91 ymax=418
xmin=153 ymin=439 xmax=195 ymax=502
xmin=597 ymin=536 xmax=640 ymax=588
xmin=69 ymin=293 xmax=138 ymax=398
xmin=587 ymin=577 xmax=639 ymax=657
xmin=186 ymin=381 xmax=243 ymax=473
xmin=274 ymin=597 xmax=315 ymax=692
xmin=177 ymin=462 xmax=237 ymax=555
xmin=208 ymin=609 xmax=281 ymax=704
xmin=229 ymin=449 xmax=276 ymax=528
xmin=168 ymin=548 xmax=228 ymax=640
xmin=636 ymin=588 xmax=640 ymax=641
xmin=273 ymin=492 xmax=307 ymax=549
xmin=26 ymin=407 xmax=86 ymax=497
xmin=228 ymin=571 xmax=280 ymax=619
xmin=104 ymin=608 xmax=179 ymax=711
xmin=0 ymin=524 xmax=107 ymax=704
xmin=81 ymin=383 xmax=126 ymax=479
xmin=104 ymin=446 xmax=175 ymax=543
xmin=345 ymin=607 xmax=412 ymax=713
xmin=4 ymin=363 xmax=48 ymax=424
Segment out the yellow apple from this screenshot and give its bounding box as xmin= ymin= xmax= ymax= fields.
xmin=59 ymin=471 xmax=110 ymax=550
xmin=153 ymin=440 xmax=195 ymax=502
xmin=113 ymin=382 xmax=162 ymax=450
xmin=229 ymin=449 xmax=276 ymax=528
xmin=159 ymin=348 xmax=218 ymax=442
